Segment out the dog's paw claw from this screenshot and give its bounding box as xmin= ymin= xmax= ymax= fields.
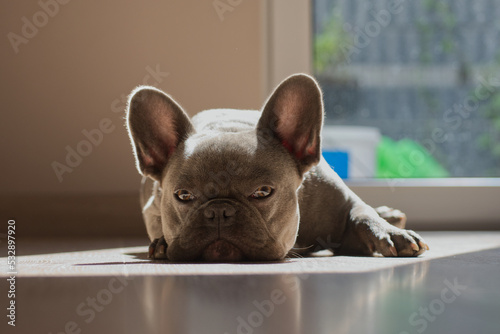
xmin=418 ymin=240 xmax=430 ymax=251
xmin=148 ymin=236 xmax=168 ymax=260
xmin=389 ymin=246 xmax=398 ymax=257
xmin=148 ymin=239 xmax=157 ymax=259
xmin=389 ymin=229 xmax=428 ymax=257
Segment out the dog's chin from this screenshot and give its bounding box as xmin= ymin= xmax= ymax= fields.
xmin=201 ymin=240 xmax=244 ymax=262
xmin=167 ymin=236 xmax=288 ymax=262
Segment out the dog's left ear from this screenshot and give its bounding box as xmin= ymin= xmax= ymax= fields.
xmin=258 ymin=74 xmax=324 ymax=175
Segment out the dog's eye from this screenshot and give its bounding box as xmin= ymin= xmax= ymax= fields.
xmin=250 ymin=186 xmax=273 ymax=199
xmin=174 ymin=189 xmax=196 ymax=201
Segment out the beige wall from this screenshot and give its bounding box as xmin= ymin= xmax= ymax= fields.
xmin=0 ymin=0 xmax=265 ymax=194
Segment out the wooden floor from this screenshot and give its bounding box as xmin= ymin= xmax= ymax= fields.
xmin=1 ymin=232 xmax=500 ymax=333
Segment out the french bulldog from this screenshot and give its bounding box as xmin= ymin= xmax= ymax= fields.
xmin=126 ymin=74 xmax=429 ymax=262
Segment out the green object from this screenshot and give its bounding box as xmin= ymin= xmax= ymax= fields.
xmin=376 ymin=137 xmax=449 ymax=178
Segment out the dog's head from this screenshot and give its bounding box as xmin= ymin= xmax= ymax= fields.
xmin=126 ymin=74 xmax=323 ymax=261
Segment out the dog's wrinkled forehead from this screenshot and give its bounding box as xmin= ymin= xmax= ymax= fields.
xmin=166 ymin=131 xmax=295 ymax=192
xmin=184 ymin=130 xmax=258 ymax=160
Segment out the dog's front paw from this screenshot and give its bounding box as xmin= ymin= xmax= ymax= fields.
xmin=148 ymin=236 xmax=168 ymax=260
xmin=356 ymin=219 xmax=429 ymax=257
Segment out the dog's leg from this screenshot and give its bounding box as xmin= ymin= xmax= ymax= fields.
xmin=140 ymin=177 xmax=168 ymax=259
xmin=297 ymin=158 xmax=428 ymax=257
xmin=143 ymin=210 xmax=167 ymax=259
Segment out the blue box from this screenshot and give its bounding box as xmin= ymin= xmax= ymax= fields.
xmin=322 ymin=150 xmax=349 ymax=179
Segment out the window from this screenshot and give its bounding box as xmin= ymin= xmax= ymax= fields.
xmin=265 ymin=0 xmax=500 ymax=227
xmin=313 ymin=0 xmax=500 ymax=179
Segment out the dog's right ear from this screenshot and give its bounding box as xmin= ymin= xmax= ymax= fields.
xmin=126 ymin=86 xmax=194 ymax=182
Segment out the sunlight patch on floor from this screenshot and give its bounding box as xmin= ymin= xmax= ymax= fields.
xmin=2 ymin=232 xmax=500 ymax=277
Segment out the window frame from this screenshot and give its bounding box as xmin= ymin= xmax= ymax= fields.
xmin=264 ymin=0 xmax=500 ymax=228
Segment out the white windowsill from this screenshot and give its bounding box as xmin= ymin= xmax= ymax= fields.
xmin=346 ymin=178 xmax=500 ymax=187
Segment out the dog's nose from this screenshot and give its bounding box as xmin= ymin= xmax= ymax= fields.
xmin=204 ymin=203 xmax=236 ymax=223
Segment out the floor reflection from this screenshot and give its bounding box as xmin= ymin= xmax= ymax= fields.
xmin=11 ymin=247 xmax=500 ymax=334
xmin=138 ymin=275 xmax=302 ymax=333
xmin=300 ymin=261 xmax=429 ymax=334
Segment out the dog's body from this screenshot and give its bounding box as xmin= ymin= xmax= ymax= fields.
xmin=127 ymin=74 xmax=428 ymax=262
